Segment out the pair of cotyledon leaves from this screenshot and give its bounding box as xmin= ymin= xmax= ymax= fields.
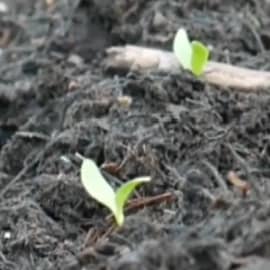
xmin=81 ymin=158 xmax=150 ymax=226
xmin=173 ymin=28 xmax=209 ymax=76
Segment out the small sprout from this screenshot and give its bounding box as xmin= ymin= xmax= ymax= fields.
xmin=80 ymin=157 xmax=150 ymax=226
xmin=173 ymin=28 xmax=209 ymax=76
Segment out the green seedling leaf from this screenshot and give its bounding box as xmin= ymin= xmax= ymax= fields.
xmin=80 ymin=158 xmax=118 ymax=217
xmin=80 ymin=158 xmax=151 ymax=227
xmin=115 ymin=177 xmax=151 ymax=225
xmin=191 ymin=41 xmax=209 ymax=76
xmin=173 ymin=28 xmax=192 ymax=70
xmin=173 ymin=28 xmax=209 ymax=76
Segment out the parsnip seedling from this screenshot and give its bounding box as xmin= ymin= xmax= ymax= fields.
xmin=80 ymin=158 xmax=150 ymax=226
xmin=173 ymin=28 xmax=209 ymax=76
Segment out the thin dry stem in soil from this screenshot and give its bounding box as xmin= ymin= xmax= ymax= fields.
xmin=106 ymin=45 xmax=270 ymax=91
xmin=227 ymin=171 xmax=251 ymax=197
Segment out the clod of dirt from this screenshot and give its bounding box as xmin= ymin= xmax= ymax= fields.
xmin=110 ymin=239 xmax=232 ymax=270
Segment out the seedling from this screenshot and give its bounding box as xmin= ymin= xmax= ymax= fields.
xmin=79 ymin=157 xmax=151 ymax=226
xmin=173 ymin=28 xmax=209 ymax=76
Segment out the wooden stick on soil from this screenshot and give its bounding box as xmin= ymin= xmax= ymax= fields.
xmin=105 ymin=45 xmax=270 ymax=91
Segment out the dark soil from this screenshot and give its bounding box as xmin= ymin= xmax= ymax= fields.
xmin=1 ymin=0 xmax=270 ymax=269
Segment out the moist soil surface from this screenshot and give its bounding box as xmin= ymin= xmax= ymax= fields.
xmin=1 ymin=0 xmax=270 ymax=269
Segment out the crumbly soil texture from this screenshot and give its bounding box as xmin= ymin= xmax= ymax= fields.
xmin=2 ymin=0 xmax=270 ymax=269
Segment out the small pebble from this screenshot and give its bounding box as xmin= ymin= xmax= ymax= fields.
xmin=0 ymin=2 xmax=8 ymax=13
xmin=4 ymin=231 xmax=11 ymax=240
xmin=117 ymin=96 xmax=132 ymax=109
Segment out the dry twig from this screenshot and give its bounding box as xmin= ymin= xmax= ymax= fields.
xmin=227 ymin=171 xmax=251 ymax=196
xmin=105 ymin=45 xmax=270 ymax=91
